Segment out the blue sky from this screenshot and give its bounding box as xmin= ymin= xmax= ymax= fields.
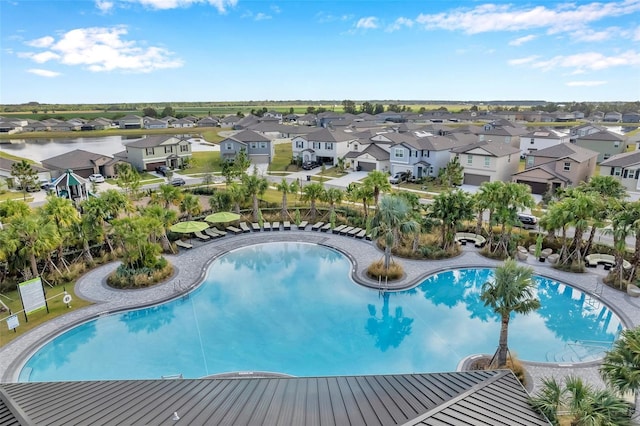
xmin=1 ymin=0 xmax=639 ymax=104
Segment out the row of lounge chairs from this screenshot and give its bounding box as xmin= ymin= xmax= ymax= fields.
xmin=310 ymin=222 xmax=370 ymax=240
xmin=225 ymin=221 xmax=295 ymax=235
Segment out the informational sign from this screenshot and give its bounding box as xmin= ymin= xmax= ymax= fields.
xmin=6 ymin=315 xmax=18 ymax=330
xmin=18 ymin=277 xmax=47 ymax=315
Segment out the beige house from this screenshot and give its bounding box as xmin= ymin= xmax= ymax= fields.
xmin=512 ymin=144 xmax=598 ymax=194
xmin=124 ymin=135 xmax=192 ymax=172
xmin=450 ymin=141 xmax=520 ymax=185
xmin=600 ymin=150 xmax=640 ymax=192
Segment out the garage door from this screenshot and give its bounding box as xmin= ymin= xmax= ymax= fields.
xmin=463 ymin=173 xmax=490 ymax=186
xmin=358 ymin=162 xmax=376 ymax=171
xmin=145 ymin=161 xmax=166 ymax=171
xmin=517 ymin=180 xmax=548 ymax=195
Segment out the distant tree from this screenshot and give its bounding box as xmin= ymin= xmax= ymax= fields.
xmin=115 ymin=163 xmax=141 ymax=198
xmin=342 ymin=100 xmax=357 ymax=114
xmin=289 ymin=107 xmax=294 ymax=114
xmin=10 ymin=160 xmax=38 ymax=201
xmin=306 ymin=106 xmax=316 ymax=114
xmin=373 ymin=104 xmax=384 ymax=114
xmin=361 ymin=102 xmax=374 ymax=114
xmin=160 ymin=106 xmax=176 ymax=117
xmin=142 ymin=107 xmax=158 ymax=118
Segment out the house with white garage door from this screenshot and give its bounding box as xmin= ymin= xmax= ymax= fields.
xmin=388 ymin=134 xmax=468 ymax=180
xmin=600 ymin=150 xmax=640 ymax=192
xmin=519 ymin=129 xmax=569 ymax=157
xmin=451 ymin=141 xmax=520 ymax=185
xmin=292 ymin=128 xmax=358 ymax=167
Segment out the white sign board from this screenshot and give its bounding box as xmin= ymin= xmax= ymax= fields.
xmin=6 ymin=315 xmax=18 ymax=330
xmin=18 ymin=277 xmax=46 ymax=314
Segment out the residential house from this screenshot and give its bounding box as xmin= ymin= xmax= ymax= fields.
xmin=171 ymin=118 xmax=195 ymax=128
xmin=600 ymin=150 xmax=640 ymax=191
xmin=475 ymin=121 xmax=528 ymax=148
xmin=0 ymin=370 xmax=549 ymax=425
xmin=343 ymin=143 xmax=390 ymax=172
xmin=81 ymin=118 xmax=112 ymax=131
xmin=574 ymin=129 xmax=626 ymax=162
xmin=622 ymin=112 xmax=640 ymax=123
xmin=118 ymin=114 xmax=143 ymax=129
xmin=0 ymin=157 xmax=50 ymax=186
xmin=124 ymin=135 xmax=192 ymax=171
xmin=388 ymin=134 xmax=468 ymax=179
xmin=512 ymin=144 xmax=598 ymax=194
xmin=450 ymin=141 xmax=520 ymax=185
xmin=0 ymin=120 xmax=22 ymax=134
xmin=219 ymin=129 xmax=273 ymax=163
xmin=263 ymin=110 xmax=283 ymax=122
xmin=603 ymin=111 xmax=622 ymax=122
xmin=44 ymin=119 xmax=74 ymax=132
xmin=41 ymin=149 xmax=119 ymax=178
xmin=295 ymin=113 xmax=317 ymax=126
xmin=22 ymin=120 xmax=49 ymax=132
xmin=292 ymin=128 xmax=358 ymax=166
xmin=220 ymin=115 xmax=240 ymax=128
xmin=144 ymin=118 xmax=168 ymax=129
xmin=519 ymin=129 xmax=570 ymax=157
xmin=569 ymin=123 xmax=606 ymax=143
xmin=571 ymin=111 xmax=586 ymax=120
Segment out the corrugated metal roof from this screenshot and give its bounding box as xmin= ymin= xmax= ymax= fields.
xmin=0 ymin=371 xmax=549 ymax=426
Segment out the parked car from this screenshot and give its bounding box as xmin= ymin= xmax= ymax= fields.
xmin=302 ymin=161 xmax=319 ymax=170
xmin=170 ymin=177 xmax=186 ymax=187
xmin=156 ymin=165 xmax=170 ymax=176
xmin=517 ymin=213 xmax=538 ymax=229
xmin=88 ymin=173 xmax=105 ymax=183
xmin=389 ymin=172 xmax=409 ymax=184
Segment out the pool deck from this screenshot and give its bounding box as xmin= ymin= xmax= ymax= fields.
xmin=1 ymin=229 xmax=639 ymax=398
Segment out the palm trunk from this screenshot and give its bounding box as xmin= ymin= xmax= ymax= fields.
xmin=497 ymin=314 xmax=510 ymax=367
xmin=384 ymin=245 xmax=391 ymax=270
xmin=583 ymin=225 xmax=597 ymax=257
xmin=281 ymin=193 xmax=288 ymax=220
xmin=82 ymin=239 xmax=94 ymax=263
xmin=252 ymin=195 xmax=259 ymax=222
xmin=475 ymin=210 xmax=483 ymax=235
xmin=631 ymin=234 xmax=640 ymax=281
xmin=29 ymin=254 xmax=38 ymax=278
xmin=311 ymin=200 xmax=317 ymax=222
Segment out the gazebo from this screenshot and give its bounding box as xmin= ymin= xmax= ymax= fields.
xmin=51 ymin=169 xmax=90 ymax=203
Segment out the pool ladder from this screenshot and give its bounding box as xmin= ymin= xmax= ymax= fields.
xmin=546 ymin=339 xmax=611 ymax=363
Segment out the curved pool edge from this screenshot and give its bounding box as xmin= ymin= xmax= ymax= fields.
xmin=1 ymin=231 xmax=639 ymax=387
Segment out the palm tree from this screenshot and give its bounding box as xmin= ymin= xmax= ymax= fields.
xmin=8 ymin=215 xmax=59 ymax=278
xmin=209 ymin=190 xmax=232 ymax=212
xmin=322 ymin=187 xmax=343 ymax=218
xmin=370 ymin=195 xmax=419 ymax=270
xmin=480 ymin=259 xmax=540 ymax=367
xmin=40 ymin=195 xmax=81 ymax=271
xmin=179 ymin=193 xmax=201 ymax=221
xmin=142 ymin=205 xmax=178 ymax=253
xmin=10 ymin=159 xmax=38 ymax=201
xmin=474 ymin=181 xmax=502 ymax=243
xmin=153 ymin=184 xmax=183 ymax=209
xmin=276 ymin=178 xmax=295 ymax=220
xmin=363 ymin=170 xmax=391 ymax=206
xmin=600 ymin=327 xmax=640 ymax=400
xmin=242 ymin=167 xmax=268 ymax=222
xmin=530 ymin=376 xmax=631 ymax=426
xmin=429 ymin=189 xmax=475 ymax=251
xmin=347 ymin=184 xmax=374 ymax=219
xmin=301 ymin=182 xmax=325 ymax=222
xmin=0 ymin=199 xmax=31 ymax=224
xmin=227 ymin=183 xmax=246 ymax=215
xmin=491 ymin=182 xmax=535 ymax=256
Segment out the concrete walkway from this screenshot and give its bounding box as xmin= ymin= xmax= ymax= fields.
xmin=1 ymin=229 xmax=639 ymax=398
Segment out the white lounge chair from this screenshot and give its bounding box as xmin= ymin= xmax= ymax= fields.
xmin=175 ymin=240 xmax=193 ymax=249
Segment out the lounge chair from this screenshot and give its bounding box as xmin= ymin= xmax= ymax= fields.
xmin=212 ymin=228 xmax=227 ymax=236
xmin=239 ymin=222 xmax=251 ymax=233
xmin=204 ymin=228 xmax=221 ymax=238
xmin=311 ymin=222 xmax=324 ymax=231
xmin=298 ymin=221 xmax=308 ymax=230
xmin=355 ymin=229 xmax=367 ymax=239
xmin=340 ymin=226 xmax=354 ymax=236
xmin=251 ymin=223 xmax=261 ymax=231
xmin=283 ymin=221 xmax=291 ymax=230
xmin=226 ymin=225 xmax=242 ymax=235
xmin=194 ymin=231 xmax=210 ymax=241
xmin=263 ymin=222 xmax=272 ymax=231
xmin=332 ymin=225 xmax=346 ymax=234
xmin=272 ymin=221 xmax=280 ymax=231
xmin=320 ymin=223 xmax=331 ymax=232
xmin=175 ymin=240 xmax=193 ymax=249
xmin=348 ymin=227 xmax=362 ymax=237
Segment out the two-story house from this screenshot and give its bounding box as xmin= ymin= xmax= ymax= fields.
xmin=574 ymin=129 xmax=626 ymax=162
xmin=124 ymin=135 xmax=191 ymax=171
xmin=292 ymin=128 xmax=358 ymax=166
xmin=474 ymin=121 xmax=529 ymax=148
xmin=118 ymin=114 xmax=143 ymax=129
xmin=519 ymin=129 xmax=570 ymax=157
xmin=512 ymin=144 xmax=598 ymax=194
xmin=388 ymin=134 xmax=467 ymax=179
xmin=219 ymin=129 xmax=273 ymax=163
xmin=450 ymin=141 xmax=520 ymax=185
xmin=600 ymin=150 xmax=640 ymax=192
xmin=569 ymin=123 xmax=606 ymax=143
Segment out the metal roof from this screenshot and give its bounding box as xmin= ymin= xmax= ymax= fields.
xmin=0 ymin=371 xmax=549 ymax=426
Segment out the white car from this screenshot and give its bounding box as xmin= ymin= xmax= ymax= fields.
xmin=89 ymin=173 xmax=105 ymax=183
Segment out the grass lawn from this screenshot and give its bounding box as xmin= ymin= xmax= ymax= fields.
xmin=0 ymin=282 xmax=92 ymax=348
xmin=0 ymin=151 xmax=40 ymax=164
xmin=0 ymin=192 xmax=34 ymax=202
xmin=182 ymin=151 xmax=221 ymax=175
xmin=269 ymin=143 xmax=293 ymax=172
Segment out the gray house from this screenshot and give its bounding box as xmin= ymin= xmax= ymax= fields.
xmin=388 ymin=134 xmax=467 ymax=179
xmin=219 ymin=129 xmax=273 ymax=163
xmin=600 ymin=150 xmax=640 ymax=192
xmin=118 ymin=114 xmax=144 ymax=129
xmin=574 ymin=129 xmax=626 ymax=162
xmin=41 ymin=149 xmax=119 ymax=178
xmin=124 ymin=135 xmax=192 ymax=171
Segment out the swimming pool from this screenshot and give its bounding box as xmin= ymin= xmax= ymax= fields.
xmin=19 ymin=242 xmax=623 ymax=382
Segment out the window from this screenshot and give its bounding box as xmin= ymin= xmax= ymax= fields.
xmin=484 ymin=156 xmax=490 ymax=168
xmin=164 ymin=146 xmax=173 ymax=154
xmin=613 ymin=167 xmax=622 ymax=176
xmin=250 ymin=142 xmax=257 ymax=149
xmin=394 ymin=148 xmax=404 ymax=158
xmin=604 ymin=153 xmax=611 ymax=160
xmin=260 ymin=142 xmax=267 ymax=149
xmin=180 ymin=144 xmax=189 ymax=152
xmin=313 ymin=142 xmax=321 ymax=150
xmin=527 ymin=156 xmax=534 ymax=166
xmin=295 ymin=140 xmax=304 ymax=149
xmin=505 ymin=136 xmax=511 ymax=144
xmin=614 ymin=141 xmax=620 ymax=148
xmin=145 ymin=147 xmax=154 ymax=155
xmin=530 ymin=138 xmax=535 ymax=144
xmin=225 ymin=143 xmax=233 ymax=150
xmin=353 ymin=143 xmax=358 ymax=151
xmin=324 ymin=142 xmax=333 ymax=150
xmin=563 ymin=162 xmax=571 ymax=171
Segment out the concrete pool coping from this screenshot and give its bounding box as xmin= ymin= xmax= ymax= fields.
xmin=1 ymin=230 xmax=639 ymax=395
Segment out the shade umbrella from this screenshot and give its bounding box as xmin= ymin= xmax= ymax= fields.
xmin=170 ymin=221 xmax=209 ymax=242
xmin=204 ymin=211 xmax=241 ymax=224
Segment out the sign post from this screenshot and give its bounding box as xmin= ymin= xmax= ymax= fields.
xmin=18 ymin=277 xmax=48 ymax=322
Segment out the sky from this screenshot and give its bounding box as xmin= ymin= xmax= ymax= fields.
xmin=1 ymin=0 xmax=639 ymax=104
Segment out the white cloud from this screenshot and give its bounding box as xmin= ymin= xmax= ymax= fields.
xmin=21 ymin=26 xmax=183 ymax=73
xmin=270 ymin=5 xmax=280 ymax=14
xmin=355 ymin=16 xmax=379 ymax=30
xmin=531 ymin=50 xmax=640 ymax=72
xmin=509 ymin=35 xmax=536 ymax=46
xmin=634 ymin=27 xmax=640 ymax=41
xmin=26 ymin=36 xmax=54 ymax=48
xmin=414 ymin=0 xmax=640 ymax=35
xmin=572 ymin=28 xmax=617 ymax=42
xmin=566 ymin=80 xmax=607 ymax=87
xmin=386 ymin=17 xmax=413 ymax=32
xmin=254 ymin=12 xmax=271 ymax=21
xmin=508 ymin=55 xmax=539 ymax=65
xmin=128 ymin=0 xmax=237 ymax=13
xmin=27 ymin=69 xmax=61 ymax=77
xmin=316 ymin=12 xmax=352 ymax=24
xmin=95 ymin=0 xmax=114 ymax=13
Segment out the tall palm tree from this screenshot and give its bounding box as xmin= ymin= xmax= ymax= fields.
xmin=480 ymin=259 xmax=540 ymax=367
xmin=153 ymin=184 xmax=184 ymax=210
xmin=363 ymin=170 xmax=391 ymax=206
xmin=179 ymin=193 xmax=201 ymax=221
xmin=600 ymin=327 xmax=640 ymax=398
xmin=322 ymin=187 xmax=343 ymax=217
xmin=370 ymin=195 xmax=418 ymax=270
xmin=429 ymin=189 xmax=475 ymax=251
xmin=0 ymin=199 xmax=31 ymax=224
xmin=474 ymin=181 xmax=503 ymax=242
xmin=227 ymin=183 xmax=246 ymax=215
xmin=347 ymin=183 xmax=374 ymax=219
xmin=40 ymin=195 xmax=81 ymax=271
xmin=301 ymin=182 xmax=325 ymax=222
xmin=9 ymin=215 xmax=59 ymax=278
xmin=276 ymin=178 xmax=295 ymax=220
xmin=142 ymin=205 xmax=178 ymax=253
xmin=491 ymin=182 xmax=535 ymax=256
xmin=242 ymin=168 xmax=269 ymax=222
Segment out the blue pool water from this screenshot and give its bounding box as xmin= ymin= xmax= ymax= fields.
xmin=19 ymin=242 xmax=623 ymax=382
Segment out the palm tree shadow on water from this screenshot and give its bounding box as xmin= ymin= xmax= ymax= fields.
xmin=366 ymin=291 xmax=414 ymax=352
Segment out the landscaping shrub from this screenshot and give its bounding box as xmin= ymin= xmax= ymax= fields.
xmin=366 ymin=259 xmax=403 ymax=281
xmin=107 ymin=257 xmax=173 ymax=289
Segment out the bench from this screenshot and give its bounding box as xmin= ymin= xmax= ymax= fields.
xmin=194 ymin=231 xmax=210 ymax=241
xmin=585 ymin=254 xmax=631 ymax=270
xmin=348 ymin=227 xmax=362 ymax=237
xmin=340 ymin=226 xmax=354 ymax=236
xmin=454 ymin=232 xmax=486 ymax=248
xmin=355 ymin=229 xmax=367 ymax=239
xmin=175 ymin=240 xmax=193 ymax=249
xmin=263 ymin=222 xmax=271 ymax=231
xmin=320 ymin=223 xmax=331 ymax=232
